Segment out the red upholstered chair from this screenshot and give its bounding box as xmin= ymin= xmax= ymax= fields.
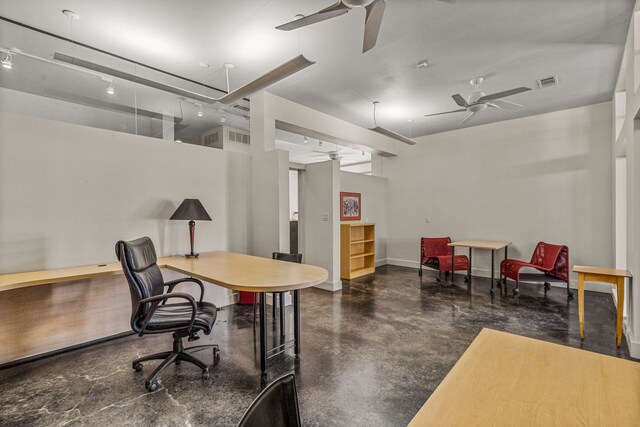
xmin=419 ymin=237 xmax=469 ymax=281
xmin=500 ymin=241 xmax=571 ymax=296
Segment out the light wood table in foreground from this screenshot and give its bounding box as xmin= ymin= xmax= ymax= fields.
xmin=573 ymin=265 xmax=632 ymax=347
xmin=408 ymin=328 xmax=640 ymax=427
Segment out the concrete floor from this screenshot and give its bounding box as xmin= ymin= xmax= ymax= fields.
xmin=0 ymin=265 xmax=634 ymax=426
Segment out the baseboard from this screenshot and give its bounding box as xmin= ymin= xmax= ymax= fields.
xmin=386 ymin=258 xmax=610 ymax=293
xmin=315 ymin=280 xmax=342 ymax=292
xmin=375 ymin=258 xmax=388 ymax=267
xmin=624 ymin=323 xmax=640 ymax=359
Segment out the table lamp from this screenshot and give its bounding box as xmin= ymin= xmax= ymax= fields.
xmin=170 ymin=199 xmax=212 ymax=258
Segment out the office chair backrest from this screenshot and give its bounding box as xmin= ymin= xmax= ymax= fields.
xmin=237 ymin=373 xmax=301 ymax=427
xmin=115 ymin=237 xmax=165 ymax=332
xmin=530 ymin=241 xmax=564 ymax=271
xmin=272 ymin=252 xmax=303 ymax=264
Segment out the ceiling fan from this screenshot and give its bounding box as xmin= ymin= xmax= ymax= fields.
xmin=277 ymin=0 xmax=456 ymax=53
xmin=424 ymin=78 xmax=532 ymax=125
xmin=313 ymin=144 xmax=344 ymax=161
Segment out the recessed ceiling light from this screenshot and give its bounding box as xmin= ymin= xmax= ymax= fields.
xmin=62 ymin=9 xmax=80 ymax=20
xmin=198 ymin=62 xmax=210 ymax=69
xmin=417 ymin=59 xmax=428 ymax=69
xmin=407 ymin=119 xmax=413 ymax=123
xmin=223 ymin=63 xmax=235 ymax=70
xmin=175 ymin=139 xmax=182 ymax=143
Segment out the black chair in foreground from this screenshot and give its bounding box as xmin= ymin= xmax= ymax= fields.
xmin=116 ymin=237 xmax=219 ymax=392
xmin=237 ymin=373 xmax=301 ymax=427
xmin=253 ymin=252 xmax=302 ymax=333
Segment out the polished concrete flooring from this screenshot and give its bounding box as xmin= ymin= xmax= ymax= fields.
xmin=0 ymin=266 xmax=635 ymax=426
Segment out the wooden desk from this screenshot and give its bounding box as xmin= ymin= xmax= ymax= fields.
xmin=573 ymin=265 xmax=632 ymax=347
xmin=408 ymin=328 xmax=640 ymax=426
xmin=0 ymin=252 xmax=328 ymax=373
xmin=449 ymin=240 xmax=511 ymax=294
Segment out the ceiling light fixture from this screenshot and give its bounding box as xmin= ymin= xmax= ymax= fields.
xmin=319 ymin=140 xmax=323 ymax=147
xmin=53 ymin=52 xmax=315 ymax=106
xmin=369 ymin=101 xmax=417 ymax=145
xmin=106 ymin=81 xmax=115 ymax=95
xmin=417 ymin=59 xmax=428 ymax=69
xmin=198 ymin=62 xmax=210 ymax=69
xmin=62 ymin=9 xmax=80 ymax=20
xmin=1 ymin=51 xmax=12 ymax=69
xmin=220 ymin=114 xmax=227 ymax=123
xmin=197 ymin=105 xmax=204 ymax=117
xmin=303 ymin=136 xmax=308 ymax=144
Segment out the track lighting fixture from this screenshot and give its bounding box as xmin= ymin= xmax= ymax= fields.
xmin=106 ymin=81 xmax=115 ymax=95
xmin=220 ymin=114 xmax=226 ymax=123
xmin=197 ymin=105 xmax=204 ymax=117
xmin=304 ymin=136 xmax=308 ymax=144
xmin=1 ymin=51 xmax=12 ymax=69
xmin=319 ymin=140 xmax=323 ymax=147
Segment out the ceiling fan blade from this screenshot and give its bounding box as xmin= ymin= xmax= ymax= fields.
xmin=452 ymin=94 xmax=468 ymax=107
xmin=477 ymin=87 xmax=531 ymax=103
xmin=424 ymin=108 xmax=467 ymax=117
xmin=492 ymin=99 xmax=523 ymax=109
xmin=437 ymin=0 xmax=457 ymax=4
xmin=276 ymin=1 xmax=350 ymax=31
xmin=459 ymin=111 xmax=482 ymax=125
xmin=363 ymin=0 xmax=386 ymax=53
xmin=218 ymin=55 xmax=315 ymax=105
xmin=370 ymin=126 xmax=417 ymax=145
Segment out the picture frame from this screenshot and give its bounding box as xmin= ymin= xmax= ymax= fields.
xmin=340 ymin=192 xmax=361 ymax=221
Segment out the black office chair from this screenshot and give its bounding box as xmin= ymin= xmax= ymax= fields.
xmin=253 ymin=252 xmax=302 ymax=333
xmin=115 ymin=237 xmax=220 ymax=392
xmin=237 ymin=373 xmax=301 ymax=427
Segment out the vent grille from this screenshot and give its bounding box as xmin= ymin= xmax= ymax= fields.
xmin=228 ymin=130 xmax=250 ymax=144
xmin=233 ymin=104 xmax=250 ymax=112
xmin=204 ymin=132 xmax=219 ymax=146
xmin=536 ymin=75 xmax=559 ymax=89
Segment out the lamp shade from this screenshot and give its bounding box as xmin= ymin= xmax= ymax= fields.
xmin=170 ymin=199 xmax=212 ymax=221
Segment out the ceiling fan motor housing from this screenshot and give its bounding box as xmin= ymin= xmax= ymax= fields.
xmin=343 ymin=0 xmax=375 ymax=7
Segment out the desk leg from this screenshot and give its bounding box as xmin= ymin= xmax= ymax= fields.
xmin=466 ymin=248 xmax=472 ymax=283
xmin=490 ymin=250 xmax=495 ymax=295
xmin=293 ymin=290 xmax=301 ymax=355
xmin=259 ymin=292 xmax=267 ymax=374
xmin=616 ymin=277 xmax=624 ymax=347
xmin=451 ymin=247 xmax=455 ymax=283
xmin=578 ymin=274 xmax=585 ymax=339
xmin=279 ymin=293 xmax=285 ymax=337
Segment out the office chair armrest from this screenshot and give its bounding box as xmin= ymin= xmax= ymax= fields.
xmin=164 ymin=277 xmax=205 ymax=304
xmin=138 ymin=292 xmax=197 ymax=336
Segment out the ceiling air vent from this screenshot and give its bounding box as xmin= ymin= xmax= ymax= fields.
xmin=233 ymin=104 xmax=250 ymax=112
xmin=536 ymin=75 xmax=559 ymax=89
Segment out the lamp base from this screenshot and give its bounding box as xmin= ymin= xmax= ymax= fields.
xmin=185 ymin=253 xmax=199 ymax=258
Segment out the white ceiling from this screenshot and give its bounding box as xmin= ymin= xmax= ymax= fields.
xmin=275 ymin=128 xmax=372 ymax=166
xmin=0 ymin=0 xmax=634 ymax=137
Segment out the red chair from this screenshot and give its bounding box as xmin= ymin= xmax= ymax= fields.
xmin=500 ymin=241 xmax=571 ymax=296
xmin=419 ymin=237 xmax=469 ymax=281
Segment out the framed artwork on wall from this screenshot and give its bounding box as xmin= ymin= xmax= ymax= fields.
xmin=340 ymin=192 xmax=361 ymax=221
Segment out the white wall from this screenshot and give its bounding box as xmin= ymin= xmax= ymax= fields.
xmin=384 ymin=102 xmax=614 ymax=289
xmin=289 ymin=169 xmax=299 ymax=220
xmin=249 ymin=149 xmax=290 ymax=257
xmin=300 ymin=160 xmax=341 ymax=290
xmin=0 ymin=111 xmax=251 ymax=305
xmin=339 ymin=171 xmax=388 ymax=264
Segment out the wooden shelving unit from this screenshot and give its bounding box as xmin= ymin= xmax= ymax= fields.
xmin=340 ymin=223 xmax=375 ymax=279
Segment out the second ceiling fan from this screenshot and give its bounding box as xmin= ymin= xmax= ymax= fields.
xmin=425 ymin=78 xmax=532 ymax=125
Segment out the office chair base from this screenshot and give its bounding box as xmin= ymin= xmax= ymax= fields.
xmin=132 ymin=333 xmax=219 ymax=392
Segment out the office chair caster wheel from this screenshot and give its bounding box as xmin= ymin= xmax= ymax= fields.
xmin=133 ymin=362 xmax=143 ymax=372
xmin=175 ymin=359 xmax=181 ymax=365
xmin=146 ymin=381 xmax=158 ymax=392
xmin=513 ymin=288 xmax=520 ymax=295
xmin=544 ymin=282 xmax=551 ymax=290
xmin=418 ymin=269 xmax=422 ymax=277
xmin=489 ymin=289 xmax=494 ymax=295
xmin=213 ymin=348 xmax=220 ymax=361
xmin=202 ymin=369 xmax=210 ymax=380
xmin=567 ymin=290 xmax=574 ymax=298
